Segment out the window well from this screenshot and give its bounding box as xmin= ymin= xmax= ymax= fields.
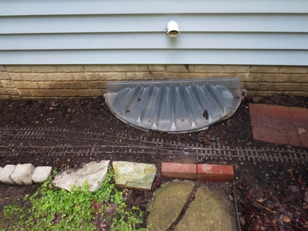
xmin=104 ymin=78 xmax=241 ymax=133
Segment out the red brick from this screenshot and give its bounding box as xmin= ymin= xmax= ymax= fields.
xmin=249 ymin=104 xmax=308 ymax=148
xmin=161 ymin=162 xmax=196 ymax=180
xmin=196 ymin=164 xmax=234 ymax=182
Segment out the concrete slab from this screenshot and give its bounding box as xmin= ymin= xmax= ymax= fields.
xmin=249 ymin=104 xmax=308 ymax=148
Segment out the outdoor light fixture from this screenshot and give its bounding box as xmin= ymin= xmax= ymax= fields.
xmin=166 ymin=21 xmax=180 ymax=37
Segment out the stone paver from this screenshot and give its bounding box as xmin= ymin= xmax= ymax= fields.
xmin=161 ymin=163 xmax=196 ymax=180
xmin=249 ymin=104 xmax=308 ymax=148
xmin=112 ymin=161 xmax=156 ymax=190
xmin=53 ymin=160 xmax=110 ymax=192
xmin=147 ymin=181 xmax=195 ymax=231
xmin=10 ymin=163 xmax=35 ymax=185
xmin=147 ymin=181 xmax=236 ymax=231
xmin=0 ymin=165 xmax=16 ymax=184
xmin=32 ymin=166 xmax=52 ymax=183
xmin=176 ymin=185 xmax=236 ymax=231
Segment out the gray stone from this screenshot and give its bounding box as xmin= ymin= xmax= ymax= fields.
xmin=53 ymin=160 xmax=110 ymax=192
xmin=147 ymin=181 xmax=195 ymax=231
xmin=32 ymin=166 xmax=52 ymax=183
xmin=10 ymin=164 xmax=35 ymax=185
xmin=175 ymin=185 xmax=236 ymax=231
xmin=0 ymin=165 xmax=16 ymax=184
xmin=148 ymin=182 xmax=236 ymax=231
xmin=112 ymin=161 xmax=157 ymax=190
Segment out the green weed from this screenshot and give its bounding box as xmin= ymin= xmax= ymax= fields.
xmin=1 ymin=168 xmax=148 ymax=231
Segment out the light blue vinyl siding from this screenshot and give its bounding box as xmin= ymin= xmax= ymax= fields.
xmin=0 ymin=0 xmax=308 ymax=65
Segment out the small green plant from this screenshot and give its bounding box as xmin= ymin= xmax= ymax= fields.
xmin=1 ymin=168 xmax=148 ymax=231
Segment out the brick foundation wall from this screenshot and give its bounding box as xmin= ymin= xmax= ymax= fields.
xmin=0 ymin=65 xmax=307 ymax=99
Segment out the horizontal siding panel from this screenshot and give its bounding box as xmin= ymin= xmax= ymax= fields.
xmin=1 ymin=50 xmax=308 ymax=66
xmin=1 ymin=14 xmax=308 ymax=34
xmin=1 ymin=33 xmax=308 ymax=50
xmin=1 ymin=0 xmax=308 ymax=16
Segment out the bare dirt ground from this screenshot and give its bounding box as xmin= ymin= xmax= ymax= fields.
xmin=0 ymin=94 xmax=307 ymax=230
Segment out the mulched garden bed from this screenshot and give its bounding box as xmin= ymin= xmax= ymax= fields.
xmin=0 ymin=94 xmax=307 ymax=230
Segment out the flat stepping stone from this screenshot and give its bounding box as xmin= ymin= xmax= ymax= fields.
xmin=176 ymin=185 xmax=236 ymax=231
xmin=0 ymin=165 xmax=16 ymax=184
xmin=249 ymin=104 xmax=308 ymax=148
xmin=112 ymin=161 xmax=157 ymax=190
xmin=147 ymin=182 xmax=236 ymax=231
xmin=53 ymin=160 xmax=110 ymax=192
xmin=147 ymin=181 xmax=195 ymax=231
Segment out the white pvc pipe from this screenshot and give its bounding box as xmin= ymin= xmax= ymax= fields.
xmin=167 ymin=21 xmax=180 ymax=38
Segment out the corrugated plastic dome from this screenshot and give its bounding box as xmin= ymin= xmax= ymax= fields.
xmin=105 ymin=78 xmax=241 ymax=133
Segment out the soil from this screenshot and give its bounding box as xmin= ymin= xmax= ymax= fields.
xmin=0 ymin=94 xmax=307 ymax=231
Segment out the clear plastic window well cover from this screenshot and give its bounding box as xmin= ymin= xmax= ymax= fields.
xmin=104 ymin=78 xmax=242 ymax=133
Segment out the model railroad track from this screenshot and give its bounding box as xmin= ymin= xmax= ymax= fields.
xmin=0 ymin=127 xmax=307 ymax=163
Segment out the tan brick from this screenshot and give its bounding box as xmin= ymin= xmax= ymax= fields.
xmin=78 ymin=89 xmax=103 ymax=96
xmin=10 ymin=96 xmax=22 ymax=100
xmin=0 ymin=95 xmax=10 ymax=99
xmin=0 ymin=89 xmax=7 ymax=95
xmin=87 ymin=81 xmax=107 ymax=89
xmin=273 ymin=83 xmax=302 ymax=91
xmin=250 ymin=66 xmax=279 ymax=73
xmin=17 ymin=89 xmax=31 ymax=96
xmin=126 ymin=72 xmax=167 ymax=80
xmin=6 ymin=89 xmax=19 ymax=96
xmin=147 ymin=65 xmax=167 ymax=72
xmin=290 ymin=74 xmax=308 ymax=83
xmin=102 ymin=72 xmax=123 ymax=80
xmin=22 ymin=73 xmax=47 ymax=81
xmin=0 ymin=72 xmax=10 ymax=80
xmin=167 ymin=65 xmax=190 ymax=73
xmin=14 ymin=81 xmax=39 ymax=89
xmin=9 ymin=73 xmax=23 ymax=80
xmin=73 ymin=73 xmax=87 ymax=81
xmin=191 ymin=65 xmax=249 ymax=73
xmin=85 ymin=65 xmax=140 ymax=72
xmin=6 ymin=65 xmax=32 ymax=73
xmin=62 ymin=82 xmax=88 ymax=89
xmin=1 ymin=80 xmax=15 ymax=88
xmin=30 ymin=90 xmax=78 ymax=97
xmin=37 ymin=82 xmax=63 ymax=89
xmin=247 ymin=91 xmax=275 ymax=97
xmin=31 ymin=65 xmax=58 ymax=73
xmin=279 ymin=66 xmax=308 ymax=74
xmin=86 ymin=72 xmax=126 ymax=81
xmin=57 ymin=65 xmax=85 ymax=73
xmin=250 ymin=73 xmax=291 ymax=83
xmin=167 ymin=73 xmax=208 ymax=79
xmin=300 ymin=83 xmax=308 ymax=91
xmin=245 ymin=82 xmax=274 ymax=91
xmin=47 ymin=73 xmax=74 ymax=81
xmin=0 ymin=66 xmax=6 ymax=72
xmin=236 ymin=73 xmax=250 ymax=81
xmin=284 ymin=91 xmax=308 ymax=96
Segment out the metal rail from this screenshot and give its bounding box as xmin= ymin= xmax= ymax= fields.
xmin=0 ymin=127 xmax=307 ymax=163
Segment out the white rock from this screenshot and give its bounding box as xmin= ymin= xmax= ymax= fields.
xmin=53 ymin=160 xmax=110 ymax=192
xmin=32 ymin=166 xmax=52 ymax=183
xmin=10 ymin=164 xmax=35 ymax=185
xmin=112 ymin=161 xmax=157 ymax=190
xmin=0 ymin=165 xmax=16 ymax=184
